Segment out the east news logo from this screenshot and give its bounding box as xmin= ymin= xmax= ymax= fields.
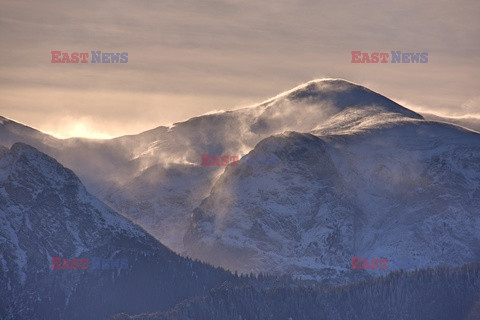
xmin=351 ymin=257 xmax=389 ymax=269
xmin=51 ymin=51 xmax=128 ymax=63
xmin=51 ymin=257 xmax=128 ymax=270
xmin=351 ymin=51 xmax=428 ymax=63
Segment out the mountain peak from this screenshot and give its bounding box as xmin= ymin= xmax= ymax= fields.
xmin=0 ymin=142 xmax=85 ymax=194
xmin=290 ymin=78 xmax=362 ymax=93
xmin=260 ymin=78 xmax=423 ymax=121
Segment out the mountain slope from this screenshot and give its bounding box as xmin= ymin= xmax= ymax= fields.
xmin=0 ymin=143 xmax=234 ymax=320
xmin=185 ymin=119 xmax=480 ymax=281
xmin=422 ymin=113 xmax=480 ymax=133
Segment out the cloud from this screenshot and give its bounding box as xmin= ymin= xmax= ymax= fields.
xmin=0 ymin=0 xmax=479 ymax=138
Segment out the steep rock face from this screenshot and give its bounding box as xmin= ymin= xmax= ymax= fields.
xmin=0 ymin=143 xmax=234 ymax=320
xmin=184 ymin=121 xmax=480 ymax=282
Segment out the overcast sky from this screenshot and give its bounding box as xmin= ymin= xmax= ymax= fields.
xmin=1 ymin=0 xmax=479 ymax=138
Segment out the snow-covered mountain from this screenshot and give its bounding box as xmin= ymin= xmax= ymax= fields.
xmin=184 ymin=122 xmax=480 ymax=281
xmin=0 ymin=80 xmax=425 ymax=251
xmin=1 ymin=79 xmax=479 ymax=283
xmin=0 ymin=143 xmax=234 ymax=319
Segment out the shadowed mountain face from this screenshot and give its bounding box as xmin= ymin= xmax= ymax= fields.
xmin=1 ymin=79 xmax=479 ymax=284
xmin=0 ymin=143 xmax=234 ymax=320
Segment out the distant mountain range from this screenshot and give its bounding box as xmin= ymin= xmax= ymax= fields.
xmin=1 ymin=79 xmax=479 ymax=284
